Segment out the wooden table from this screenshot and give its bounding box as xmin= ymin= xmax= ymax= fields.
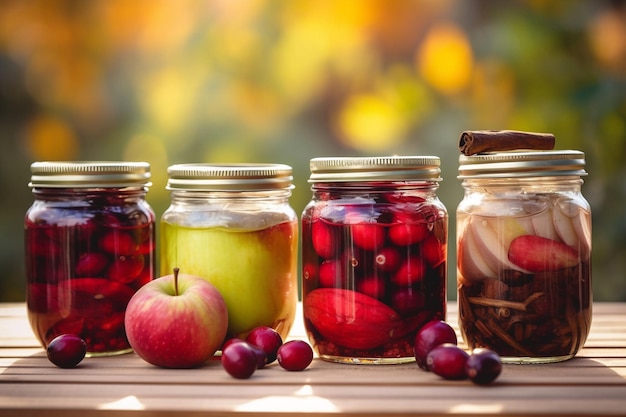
xmin=0 ymin=302 xmax=625 ymax=417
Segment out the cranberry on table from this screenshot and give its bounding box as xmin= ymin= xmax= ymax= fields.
xmin=46 ymin=334 xmax=87 ymax=368
xmin=222 ymin=342 xmax=258 ymax=379
xmin=466 ymin=348 xmax=503 ymax=385
xmin=277 ymin=340 xmax=314 ymax=371
xmin=426 ymin=343 xmax=469 ymax=380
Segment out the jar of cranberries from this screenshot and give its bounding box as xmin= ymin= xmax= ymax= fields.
xmin=301 ymin=156 xmax=448 ymax=364
xmin=25 ymin=161 xmax=155 ymax=356
xmin=457 ymin=150 xmax=592 ymax=363
xmin=160 ymin=163 xmax=298 ymax=342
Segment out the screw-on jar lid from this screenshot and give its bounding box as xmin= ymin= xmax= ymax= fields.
xmin=458 ymin=150 xmax=587 ymax=179
xmin=166 ymin=163 xmax=294 ymax=191
xmin=308 ymin=156 xmax=441 ymax=182
xmin=29 ymin=161 xmax=152 ymax=188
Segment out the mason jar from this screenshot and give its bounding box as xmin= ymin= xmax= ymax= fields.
xmin=160 ymin=163 xmax=298 ymax=341
xmin=25 ymin=161 xmax=155 ymax=356
xmin=302 ymin=156 xmax=448 ymax=364
xmin=456 ymin=150 xmax=592 ymax=363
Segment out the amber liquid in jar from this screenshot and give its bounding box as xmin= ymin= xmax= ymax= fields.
xmin=302 ymin=156 xmax=447 ymax=364
xmin=457 ymin=151 xmax=592 ymax=363
xmin=25 ymin=162 xmax=155 ymax=356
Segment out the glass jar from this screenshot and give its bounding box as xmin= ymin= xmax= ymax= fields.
xmin=160 ymin=163 xmax=298 ymax=341
xmin=25 ymin=161 xmax=155 ymax=356
xmin=302 ymin=156 xmax=448 ymax=364
xmin=456 ymin=150 xmax=592 ymax=364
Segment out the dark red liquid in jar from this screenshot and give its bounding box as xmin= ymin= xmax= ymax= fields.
xmin=301 ymin=186 xmax=447 ymax=363
xmin=25 ymin=189 xmax=155 ymax=355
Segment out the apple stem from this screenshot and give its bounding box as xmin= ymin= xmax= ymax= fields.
xmin=173 ymin=267 xmax=180 ymax=296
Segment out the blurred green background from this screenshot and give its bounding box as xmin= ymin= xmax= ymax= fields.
xmin=1 ymin=0 xmax=625 ymax=302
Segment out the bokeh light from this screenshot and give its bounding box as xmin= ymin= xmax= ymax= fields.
xmin=1 ymin=0 xmax=626 ymax=302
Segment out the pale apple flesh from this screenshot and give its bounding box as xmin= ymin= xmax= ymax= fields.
xmin=125 ymin=272 xmax=228 ymax=368
xmin=160 ymin=220 xmax=298 ymax=340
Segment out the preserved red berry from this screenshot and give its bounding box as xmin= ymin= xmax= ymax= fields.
xmin=74 ymin=252 xmax=109 ymax=277
xmin=311 ymin=221 xmax=337 ymax=258
xmin=390 ymin=287 xmax=425 ymax=316
xmin=374 ymin=246 xmax=402 ymax=273
xmin=391 ymin=256 xmax=427 ymax=286
xmin=346 ymin=212 xmax=386 ymax=251
xmin=356 ymin=276 xmax=386 ymax=300
xmin=319 ymin=259 xmax=344 ymax=288
xmin=388 ymin=222 xmax=430 ymax=246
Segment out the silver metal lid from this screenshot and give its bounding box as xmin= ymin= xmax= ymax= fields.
xmin=308 ymin=156 xmax=442 ymax=182
xmin=166 ymin=163 xmax=294 ymax=191
xmin=29 ymin=161 xmax=152 ymax=188
xmin=458 ymin=150 xmax=587 ymax=179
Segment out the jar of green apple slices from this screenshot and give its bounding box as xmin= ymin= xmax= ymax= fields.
xmin=302 ymin=156 xmax=448 ymax=364
xmin=457 ymin=150 xmax=592 ymax=364
xmin=160 ymin=163 xmax=298 ymax=342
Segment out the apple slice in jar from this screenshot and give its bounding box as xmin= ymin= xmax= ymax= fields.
xmin=554 ymin=199 xmax=591 ymax=260
xmin=457 ymin=218 xmax=497 ymax=282
xmin=531 ymin=207 xmax=559 ymax=241
xmin=552 ymin=201 xmax=579 ymax=248
xmin=495 ymin=216 xmax=535 ymax=249
xmin=572 ymin=208 xmax=592 ymax=261
xmin=469 ymin=217 xmax=531 ymax=274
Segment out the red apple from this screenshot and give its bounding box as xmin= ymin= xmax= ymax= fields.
xmin=125 ymin=268 xmax=228 ymax=368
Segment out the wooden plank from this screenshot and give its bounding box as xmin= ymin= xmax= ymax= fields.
xmin=0 ymin=352 xmax=625 ymax=387
xmin=1 ymin=383 xmax=626 ymax=417
xmin=0 ymin=302 xmax=624 ymax=417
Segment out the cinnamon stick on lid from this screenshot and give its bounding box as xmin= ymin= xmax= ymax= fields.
xmin=459 ymin=130 xmax=556 ymax=156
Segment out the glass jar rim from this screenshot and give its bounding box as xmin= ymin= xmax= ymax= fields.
xmin=308 ymin=156 xmax=442 ymax=183
xmin=29 ymin=161 xmax=152 ymax=188
xmin=166 ymin=163 xmax=294 ymax=191
xmin=458 ymin=150 xmax=587 ymax=179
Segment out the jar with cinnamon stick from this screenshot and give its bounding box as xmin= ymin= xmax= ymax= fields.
xmin=456 ymin=150 xmax=591 ymax=363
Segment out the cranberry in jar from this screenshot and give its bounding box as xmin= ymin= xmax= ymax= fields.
xmin=302 ymin=156 xmax=447 ymax=364
xmin=457 ymin=150 xmax=592 ymax=363
xmin=25 ymin=161 xmax=155 ymax=356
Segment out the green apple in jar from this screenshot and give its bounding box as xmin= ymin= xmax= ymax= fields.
xmin=160 ymin=213 xmax=298 ymax=340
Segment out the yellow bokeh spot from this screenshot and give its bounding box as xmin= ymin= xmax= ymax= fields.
xmin=139 ymin=67 xmax=196 ymax=135
xmin=337 ymin=94 xmax=407 ymax=152
xmin=25 ymin=114 xmax=79 ymax=160
xmin=417 ymin=22 xmax=473 ymax=95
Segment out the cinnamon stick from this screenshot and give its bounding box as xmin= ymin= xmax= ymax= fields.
xmin=459 ymin=130 xmax=556 ymax=155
